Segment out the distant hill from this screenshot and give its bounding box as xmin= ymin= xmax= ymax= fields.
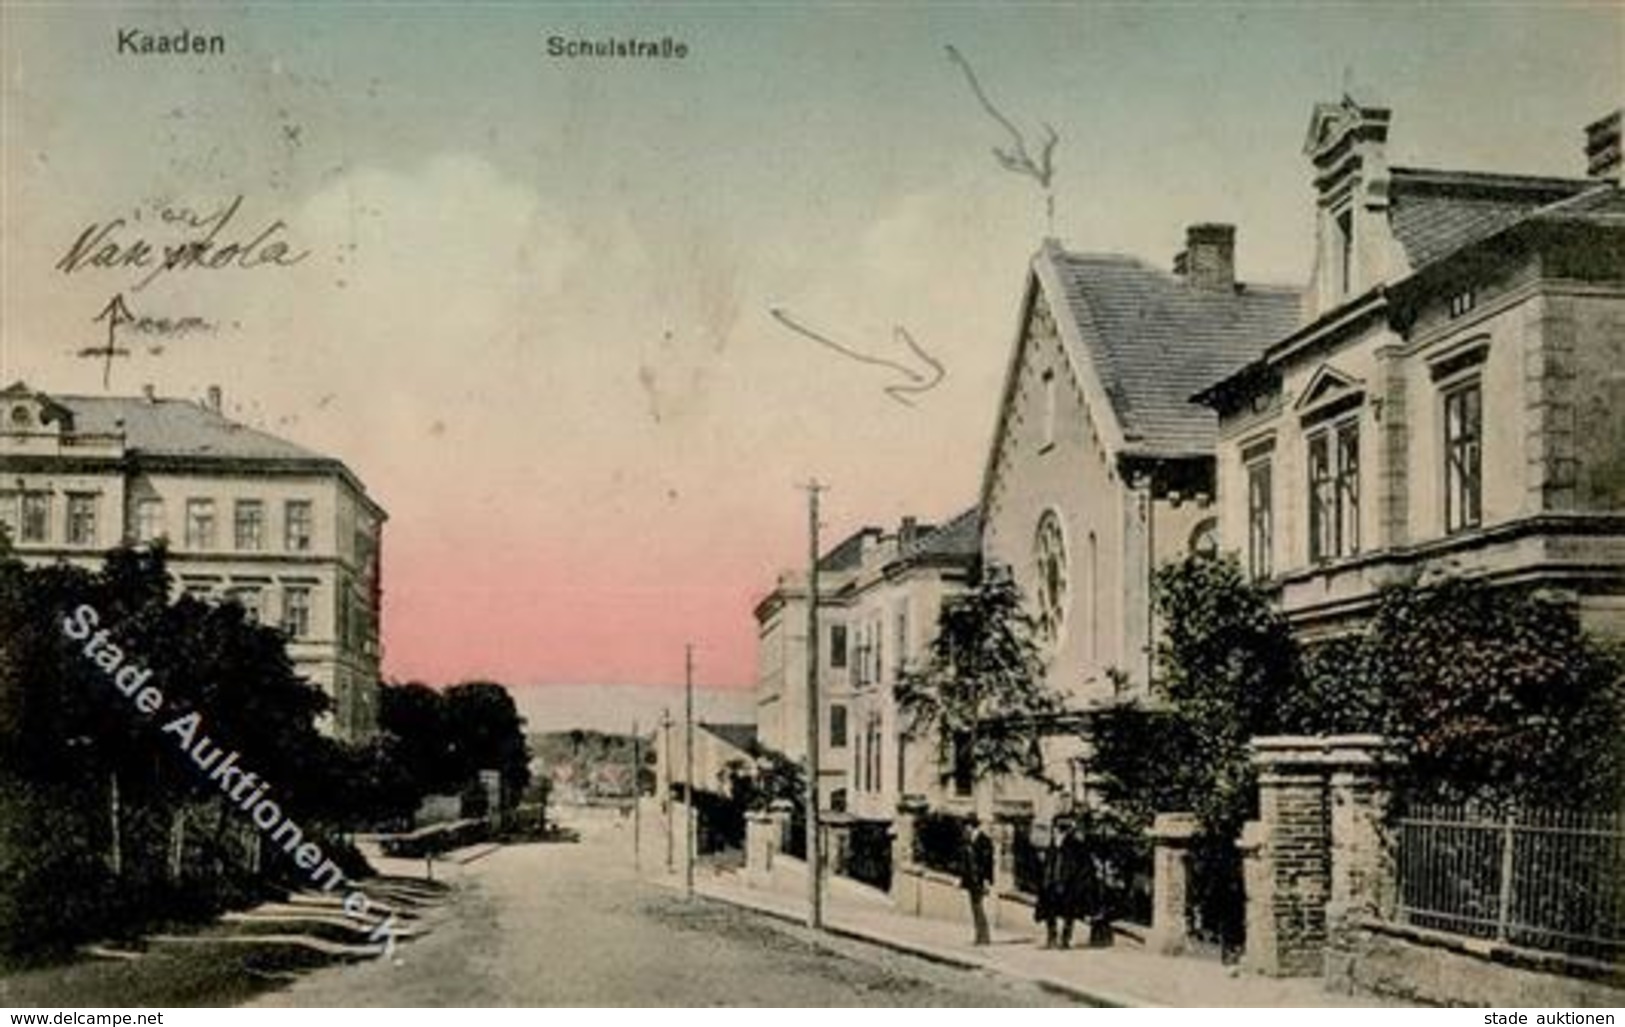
xmin=531 ymin=729 xmax=649 ymax=801
xmin=511 ymin=683 xmax=754 ymax=735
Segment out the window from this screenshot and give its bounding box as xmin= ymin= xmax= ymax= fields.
xmin=1033 ymin=510 xmax=1069 ymax=646
xmin=1188 ymin=517 xmax=1219 ymax=557
xmin=1308 ymin=419 xmax=1360 ymax=562
xmin=875 ymin=622 xmax=885 ymax=684
xmin=185 ymin=499 xmax=216 ymax=550
xmin=21 ymin=493 xmax=49 ymax=543
xmin=1336 ymin=207 xmax=1354 ymax=296
xmin=1444 ymin=381 xmax=1483 ymax=533
xmin=282 ymin=585 xmax=312 ymax=638
xmin=829 ymin=703 xmax=848 ymax=748
xmin=0 ymin=494 xmax=17 ymax=544
xmin=1246 ymin=459 xmax=1274 ymax=580
xmin=829 ymin=624 xmax=848 ymax=670
xmin=234 ymin=500 xmax=264 ymax=551
xmin=894 ymin=606 xmax=910 ymax=679
xmin=1449 ymin=288 xmax=1476 ymax=319
xmin=951 ymin=730 xmax=974 ymax=797
xmin=1041 ymin=369 xmax=1057 ymax=450
xmin=867 ymin=714 xmax=882 ymax=793
xmin=66 ymin=494 xmax=97 ymax=547
xmin=132 ymin=498 xmax=163 ymax=543
xmin=285 ymin=500 xmax=313 ymax=551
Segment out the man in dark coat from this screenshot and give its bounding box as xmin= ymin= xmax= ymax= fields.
xmin=1035 ymin=816 xmax=1093 ymax=948
xmin=959 ymin=815 xmax=995 ymax=945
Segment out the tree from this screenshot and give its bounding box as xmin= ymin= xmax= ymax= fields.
xmin=896 ymin=563 xmax=1064 ymax=794
xmin=1147 ymin=552 xmax=1301 ymax=837
xmin=373 ymin=679 xmax=532 ymax=816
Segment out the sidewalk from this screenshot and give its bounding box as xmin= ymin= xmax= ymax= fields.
xmin=646 ymin=863 xmax=1406 ymax=1008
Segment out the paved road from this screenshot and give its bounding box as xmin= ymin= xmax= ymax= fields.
xmin=249 ymin=812 xmax=1072 ymax=1007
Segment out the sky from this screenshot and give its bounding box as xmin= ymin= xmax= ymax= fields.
xmin=2 ymin=3 xmax=1620 ymax=696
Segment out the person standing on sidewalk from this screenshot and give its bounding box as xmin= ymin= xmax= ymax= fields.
xmin=1036 ymin=816 xmax=1091 ymax=949
xmin=959 ymin=815 xmax=995 ymax=945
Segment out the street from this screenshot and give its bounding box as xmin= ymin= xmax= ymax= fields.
xmin=246 ymin=813 xmax=1073 ymax=1007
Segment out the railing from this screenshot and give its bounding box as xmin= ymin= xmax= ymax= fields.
xmin=1393 ymin=804 xmax=1624 ymax=963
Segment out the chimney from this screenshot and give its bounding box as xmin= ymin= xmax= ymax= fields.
xmin=141 ymin=384 xmax=156 ymax=403
xmin=900 ymin=516 xmax=919 ymax=550
xmin=1585 ymin=109 xmax=1621 ymax=180
xmin=205 ymin=385 xmax=222 ymax=413
xmin=1177 ymin=223 xmax=1236 ymax=293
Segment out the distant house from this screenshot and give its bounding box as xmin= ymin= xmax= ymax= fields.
xmin=752 ymin=511 xmax=979 ymax=815
xmin=654 ymin=720 xmax=759 ymax=801
xmin=0 ymin=381 xmax=386 ymax=739
xmin=1196 ymin=100 xmax=1625 ymax=637
xmin=980 ymin=235 xmax=1301 ymax=708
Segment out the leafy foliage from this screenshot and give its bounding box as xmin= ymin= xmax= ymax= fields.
xmin=373 ymin=679 xmax=533 ymax=818
xmin=0 ymin=544 xmax=365 ymax=962
xmin=1146 ymin=553 xmax=1301 ymax=836
xmin=1349 ymin=578 xmax=1624 ymax=809
xmin=896 ymin=564 xmax=1065 ymax=789
xmin=1090 ymin=552 xmax=1625 ymax=845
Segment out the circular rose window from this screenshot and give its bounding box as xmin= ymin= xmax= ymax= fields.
xmin=1033 ymin=510 xmax=1069 ymax=647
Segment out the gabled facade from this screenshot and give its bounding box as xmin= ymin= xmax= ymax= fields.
xmin=0 ymin=381 xmax=386 ymax=739
xmin=1198 ymin=100 xmax=1625 ymax=637
xmin=981 ymin=236 xmax=1302 ymax=706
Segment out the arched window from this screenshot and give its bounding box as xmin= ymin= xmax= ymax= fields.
xmin=1033 ymin=510 xmax=1069 ymax=648
xmin=1189 ymin=517 xmax=1219 ymax=557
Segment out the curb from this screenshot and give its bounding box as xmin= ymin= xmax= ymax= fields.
xmin=651 ymin=875 xmax=1143 ymax=1008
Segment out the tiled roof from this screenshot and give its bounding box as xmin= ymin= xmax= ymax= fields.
xmin=817 ymin=528 xmax=875 ymax=573
xmin=901 ymin=506 xmax=980 ymax=561
xmin=699 ymin=722 xmax=758 ymax=753
xmin=1044 ymin=251 xmax=1302 ymax=457
xmin=53 ymin=394 xmax=326 ymax=463
xmin=1387 ymin=168 xmax=1596 ymax=269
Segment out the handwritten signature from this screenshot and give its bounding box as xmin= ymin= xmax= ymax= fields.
xmin=55 ymin=196 xmax=310 ymax=292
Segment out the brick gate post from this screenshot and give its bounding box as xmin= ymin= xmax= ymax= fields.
xmin=1245 ymin=736 xmax=1333 ymax=977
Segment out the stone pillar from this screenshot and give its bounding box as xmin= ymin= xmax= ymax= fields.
xmin=1148 ymin=812 xmax=1200 ymax=955
xmin=1245 ymin=735 xmax=1399 ymax=979
xmin=745 ymin=810 xmax=776 ymax=886
xmin=990 ymin=819 xmax=1018 ymax=895
xmin=891 ymin=810 xmax=918 ymax=904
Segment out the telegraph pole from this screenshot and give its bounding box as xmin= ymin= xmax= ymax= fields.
xmin=684 ymin=644 xmax=696 ymax=900
xmin=801 ymin=479 xmax=826 ymax=929
xmin=661 ymin=708 xmax=675 ymax=873
xmin=632 ymin=718 xmax=641 ymax=873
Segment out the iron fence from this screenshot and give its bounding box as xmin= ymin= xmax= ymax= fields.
xmin=1393 ymin=804 xmax=1625 ymax=963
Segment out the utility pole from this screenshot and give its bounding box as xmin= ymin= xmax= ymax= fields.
xmin=632 ymin=718 xmax=641 ymax=873
xmin=801 ymin=479 xmax=826 ymax=929
xmin=661 ymin=708 xmax=675 ymax=873
xmin=684 ymin=644 xmax=696 ymax=900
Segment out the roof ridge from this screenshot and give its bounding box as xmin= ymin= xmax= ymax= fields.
xmin=1390 ymin=165 xmax=1597 ymax=192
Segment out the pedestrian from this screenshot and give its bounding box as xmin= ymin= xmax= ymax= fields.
xmin=1076 ymin=814 xmax=1115 ymax=948
xmin=958 ymin=814 xmax=995 ymax=945
xmin=1034 ymin=815 xmax=1090 ymax=949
